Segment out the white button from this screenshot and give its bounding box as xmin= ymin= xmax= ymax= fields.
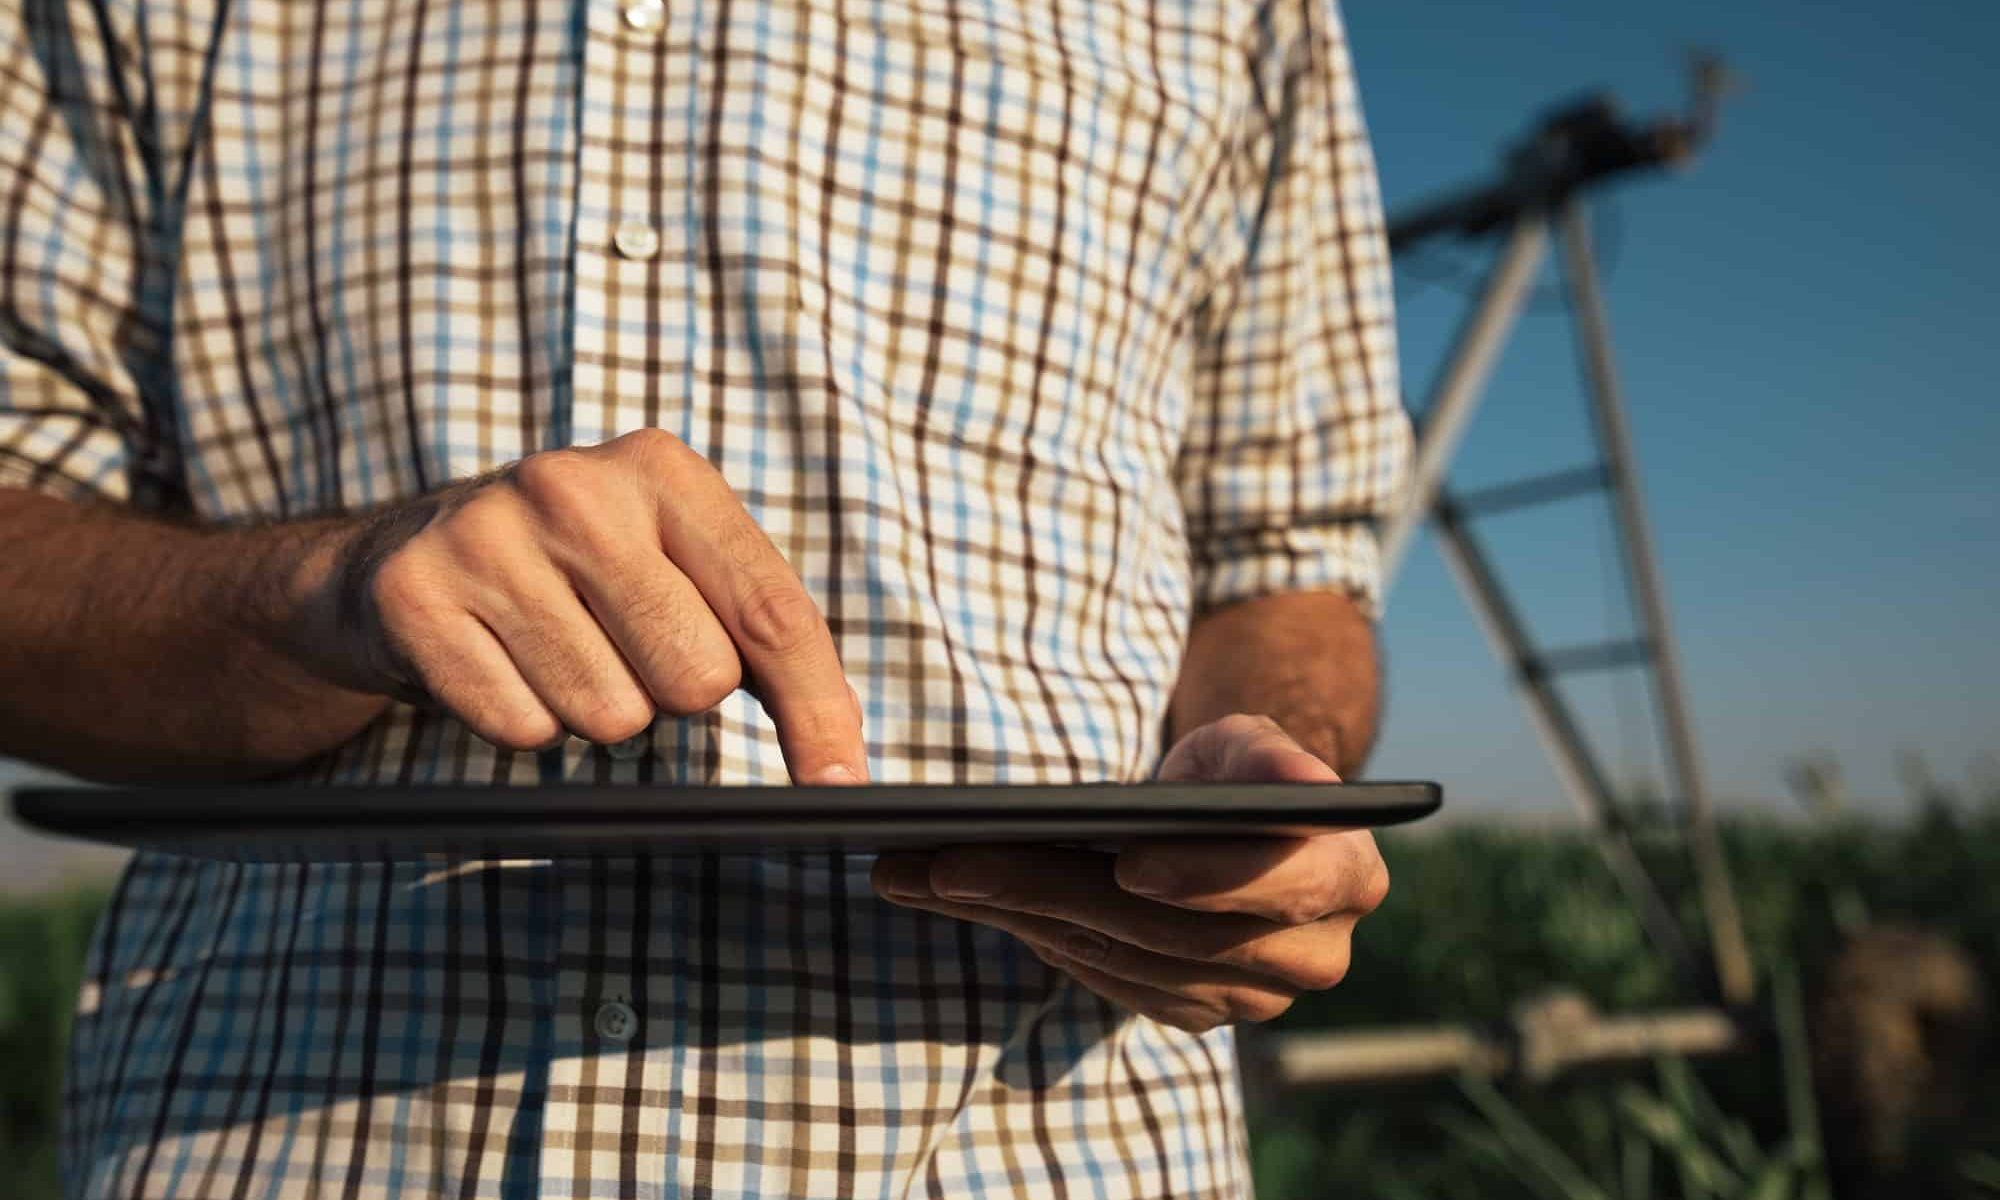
xmin=605 ymin=729 xmax=651 ymax=761
xmin=622 ymin=0 xmax=666 ymax=34
xmin=595 ymin=1000 xmax=638 ymax=1042
xmin=612 ymin=221 xmax=660 ymax=260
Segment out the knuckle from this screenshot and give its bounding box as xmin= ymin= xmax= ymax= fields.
xmin=569 ymin=691 xmax=655 ymax=744
xmin=1357 ymin=859 xmax=1392 ymax=914
xmin=1293 ymin=945 xmax=1352 ymax=992
xmin=736 ymin=580 xmax=824 ymax=658
xmin=510 ymin=448 xmax=591 ymax=504
xmin=611 ymin=586 xmax=692 ymax=642
xmin=1223 ymin=988 xmax=1294 ymax=1024
xmin=1234 ymin=935 xmax=1348 ymax=991
xmin=609 ymin=591 xmax=715 ymax=702
xmin=484 ymin=707 xmax=562 ymax=752
xmin=655 ymin=654 xmax=743 ymax=714
xmin=438 ymin=492 xmax=521 ymax=552
xmin=1275 ymin=886 xmax=1342 ymax=927
xmin=615 ymin=428 xmax=700 ymax=486
xmin=717 ymin=520 xmax=774 ymax=574
xmin=612 ymin=426 xmax=684 ymax=460
xmin=368 ymin=553 xmax=433 ymax=617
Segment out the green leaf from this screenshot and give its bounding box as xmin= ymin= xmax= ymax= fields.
xmin=1619 ymin=1124 xmax=1654 ymax=1200
xmin=1614 ymin=1080 xmax=1742 ymax=1196
xmin=1455 ymin=1074 xmax=1614 ymax=1200
xmin=1744 ymin=1157 xmax=1799 ymax=1200
xmin=1770 ymin=961 xmax=1823 ymax=1159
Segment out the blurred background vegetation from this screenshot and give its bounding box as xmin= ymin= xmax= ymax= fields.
xmin=5 ymin=779 xmax=1996 ymax=1200
xmin=1250 ymin=774 xmax=2000 ymax=1200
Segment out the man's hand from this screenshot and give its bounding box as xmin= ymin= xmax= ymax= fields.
xmin=282 ymin=428 xmax=867 ymax=783
xmin=871 ymin=713 xmax=1389 ymax=1032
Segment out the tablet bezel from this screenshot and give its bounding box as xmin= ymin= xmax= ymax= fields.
xmin=10 ymin=780 xmax=1442 ymax=862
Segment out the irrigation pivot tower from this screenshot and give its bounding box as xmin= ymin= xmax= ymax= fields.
xmin=1379 ymin=56 xmax=1756 ymax=1008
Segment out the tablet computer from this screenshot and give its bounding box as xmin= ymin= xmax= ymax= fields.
xmin=9 ymin=780 xmax=1441 ymax=862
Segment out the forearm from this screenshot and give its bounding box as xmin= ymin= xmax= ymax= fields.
xmin=0 ymin=488 xmax=388 ymax=781
xmin=1167 ymin=588 xmax=1381 ymax=777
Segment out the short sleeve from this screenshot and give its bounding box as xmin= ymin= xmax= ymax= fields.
xmin=1176 ymin=0 xmax=1411 ymax=619
xmin=0 ymin=3 xmax=161 ymax=505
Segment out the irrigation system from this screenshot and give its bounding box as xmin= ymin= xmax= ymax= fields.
xmin=1252 ymin=54 xmax=1758 ymax=1091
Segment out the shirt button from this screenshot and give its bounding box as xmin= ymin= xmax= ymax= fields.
xmin=605 ymin=729 xmax=651 ymax=761
xmin=612 ymin=221 xmax=660 ymax=261
xmin=595 ymin=1000 xmax=639 ymax=1043
xmin=621 ymin=0 xmax=666 ymax=34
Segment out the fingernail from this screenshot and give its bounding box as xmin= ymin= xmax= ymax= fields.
xmin=872 ymin=854 xmax=931 ymax=900
xmin=811 ymin=763 xmax=861 ymax=785
xmin=873 ymin=870 xmax=932 ymax=901
xmin=935 ymin=875 xmax=995 ymax=901
xmin=1122 ymin=860 xmax=1178 ymax=897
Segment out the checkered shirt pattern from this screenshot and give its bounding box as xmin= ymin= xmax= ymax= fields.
xmin=1 ymin=0 xmax=1410 ymax=1194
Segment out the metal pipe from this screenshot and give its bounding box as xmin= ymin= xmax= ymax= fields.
xmin=1274 ymin=1027 xmax=1506 ymax=1086
xmin=1267 ymin=1003 xmax=1746 ymax=1088
xmin=1556 ymin=200 xmax=1756 ymax=1006
xmin=1379 ymin=216 xmax=1550 ymax=591
xmin=1452 ymin=463 xmax=1611 ymax=518
xmin=1430 ymin=496 xmax=1705 ymax=992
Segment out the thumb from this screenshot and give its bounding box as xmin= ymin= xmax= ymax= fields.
xmin=1158 ymin=714 xmax=1340 ymax=783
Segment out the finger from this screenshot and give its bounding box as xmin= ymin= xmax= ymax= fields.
xmin=477 ymin=563 xmax=656 ymax=745
xmin=569 ymin=552 xmax=744 ymax=717
xmin=872 ymin=882 xmax=1292 ymax=1022
xmin=645 ymin=445 xmax=865 ymax=784
xmin=870 ymin=850 xmax=939 ymax=899
xmin=398 ymin=608 xmax=564 ymax=751
xmin=879 ymin=845 xmax=1353 ymax=991
xmin=970 ymin=904 xmax=1300 ymax=1019
xmin=881 ymin=884 xmax=1334 ymax=1008
xmin=1030 ymin=945 xmax=1232 ymax=1033
xmin=1154 ymin=713 xmax=1339 ymax=784
xmin=520 ymin=457 xmax=746 ymax=718
xmin=1115 ymin=830 xmax=1390 ymax=925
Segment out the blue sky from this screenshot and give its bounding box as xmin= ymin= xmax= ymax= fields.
xmin=1351 ymin=0 xmax=2000 ymax=812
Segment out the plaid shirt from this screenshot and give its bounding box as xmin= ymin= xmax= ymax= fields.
xmin=2 ymin=0 xmax=1408 ymax=1192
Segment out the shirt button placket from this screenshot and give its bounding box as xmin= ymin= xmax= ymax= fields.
xmin=610 ymin=0 xmax=665 ymax=267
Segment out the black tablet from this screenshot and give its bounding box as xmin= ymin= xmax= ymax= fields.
xmin=9 ymin=780 xmax=1441 ymax=862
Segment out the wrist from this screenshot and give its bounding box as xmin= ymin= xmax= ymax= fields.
xmin=226 ymin=515 xmax=368 ymax=687
xmin=1171 ymin=589 xmax=1379 ymax=776
xmin=225 ymin=517 xmax=394 ymax=767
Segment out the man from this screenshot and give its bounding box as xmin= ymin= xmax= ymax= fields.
xmin=0 ymin=0 xmax=1411 ymax=1192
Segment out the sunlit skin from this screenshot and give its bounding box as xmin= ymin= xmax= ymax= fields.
xmin=874 ymin=714 xmax=1390 ymax=1033
xmin=0 ymin=428 xmax=868 ymax=785
xmin=2 ymin=430 xmax=1388 ymax=1032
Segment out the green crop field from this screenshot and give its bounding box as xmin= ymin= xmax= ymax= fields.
xmin=7 ymin=792 xmax=1997 ymax=1199
xmin=1250 ymin=792 xmax=2000 ymax=1199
